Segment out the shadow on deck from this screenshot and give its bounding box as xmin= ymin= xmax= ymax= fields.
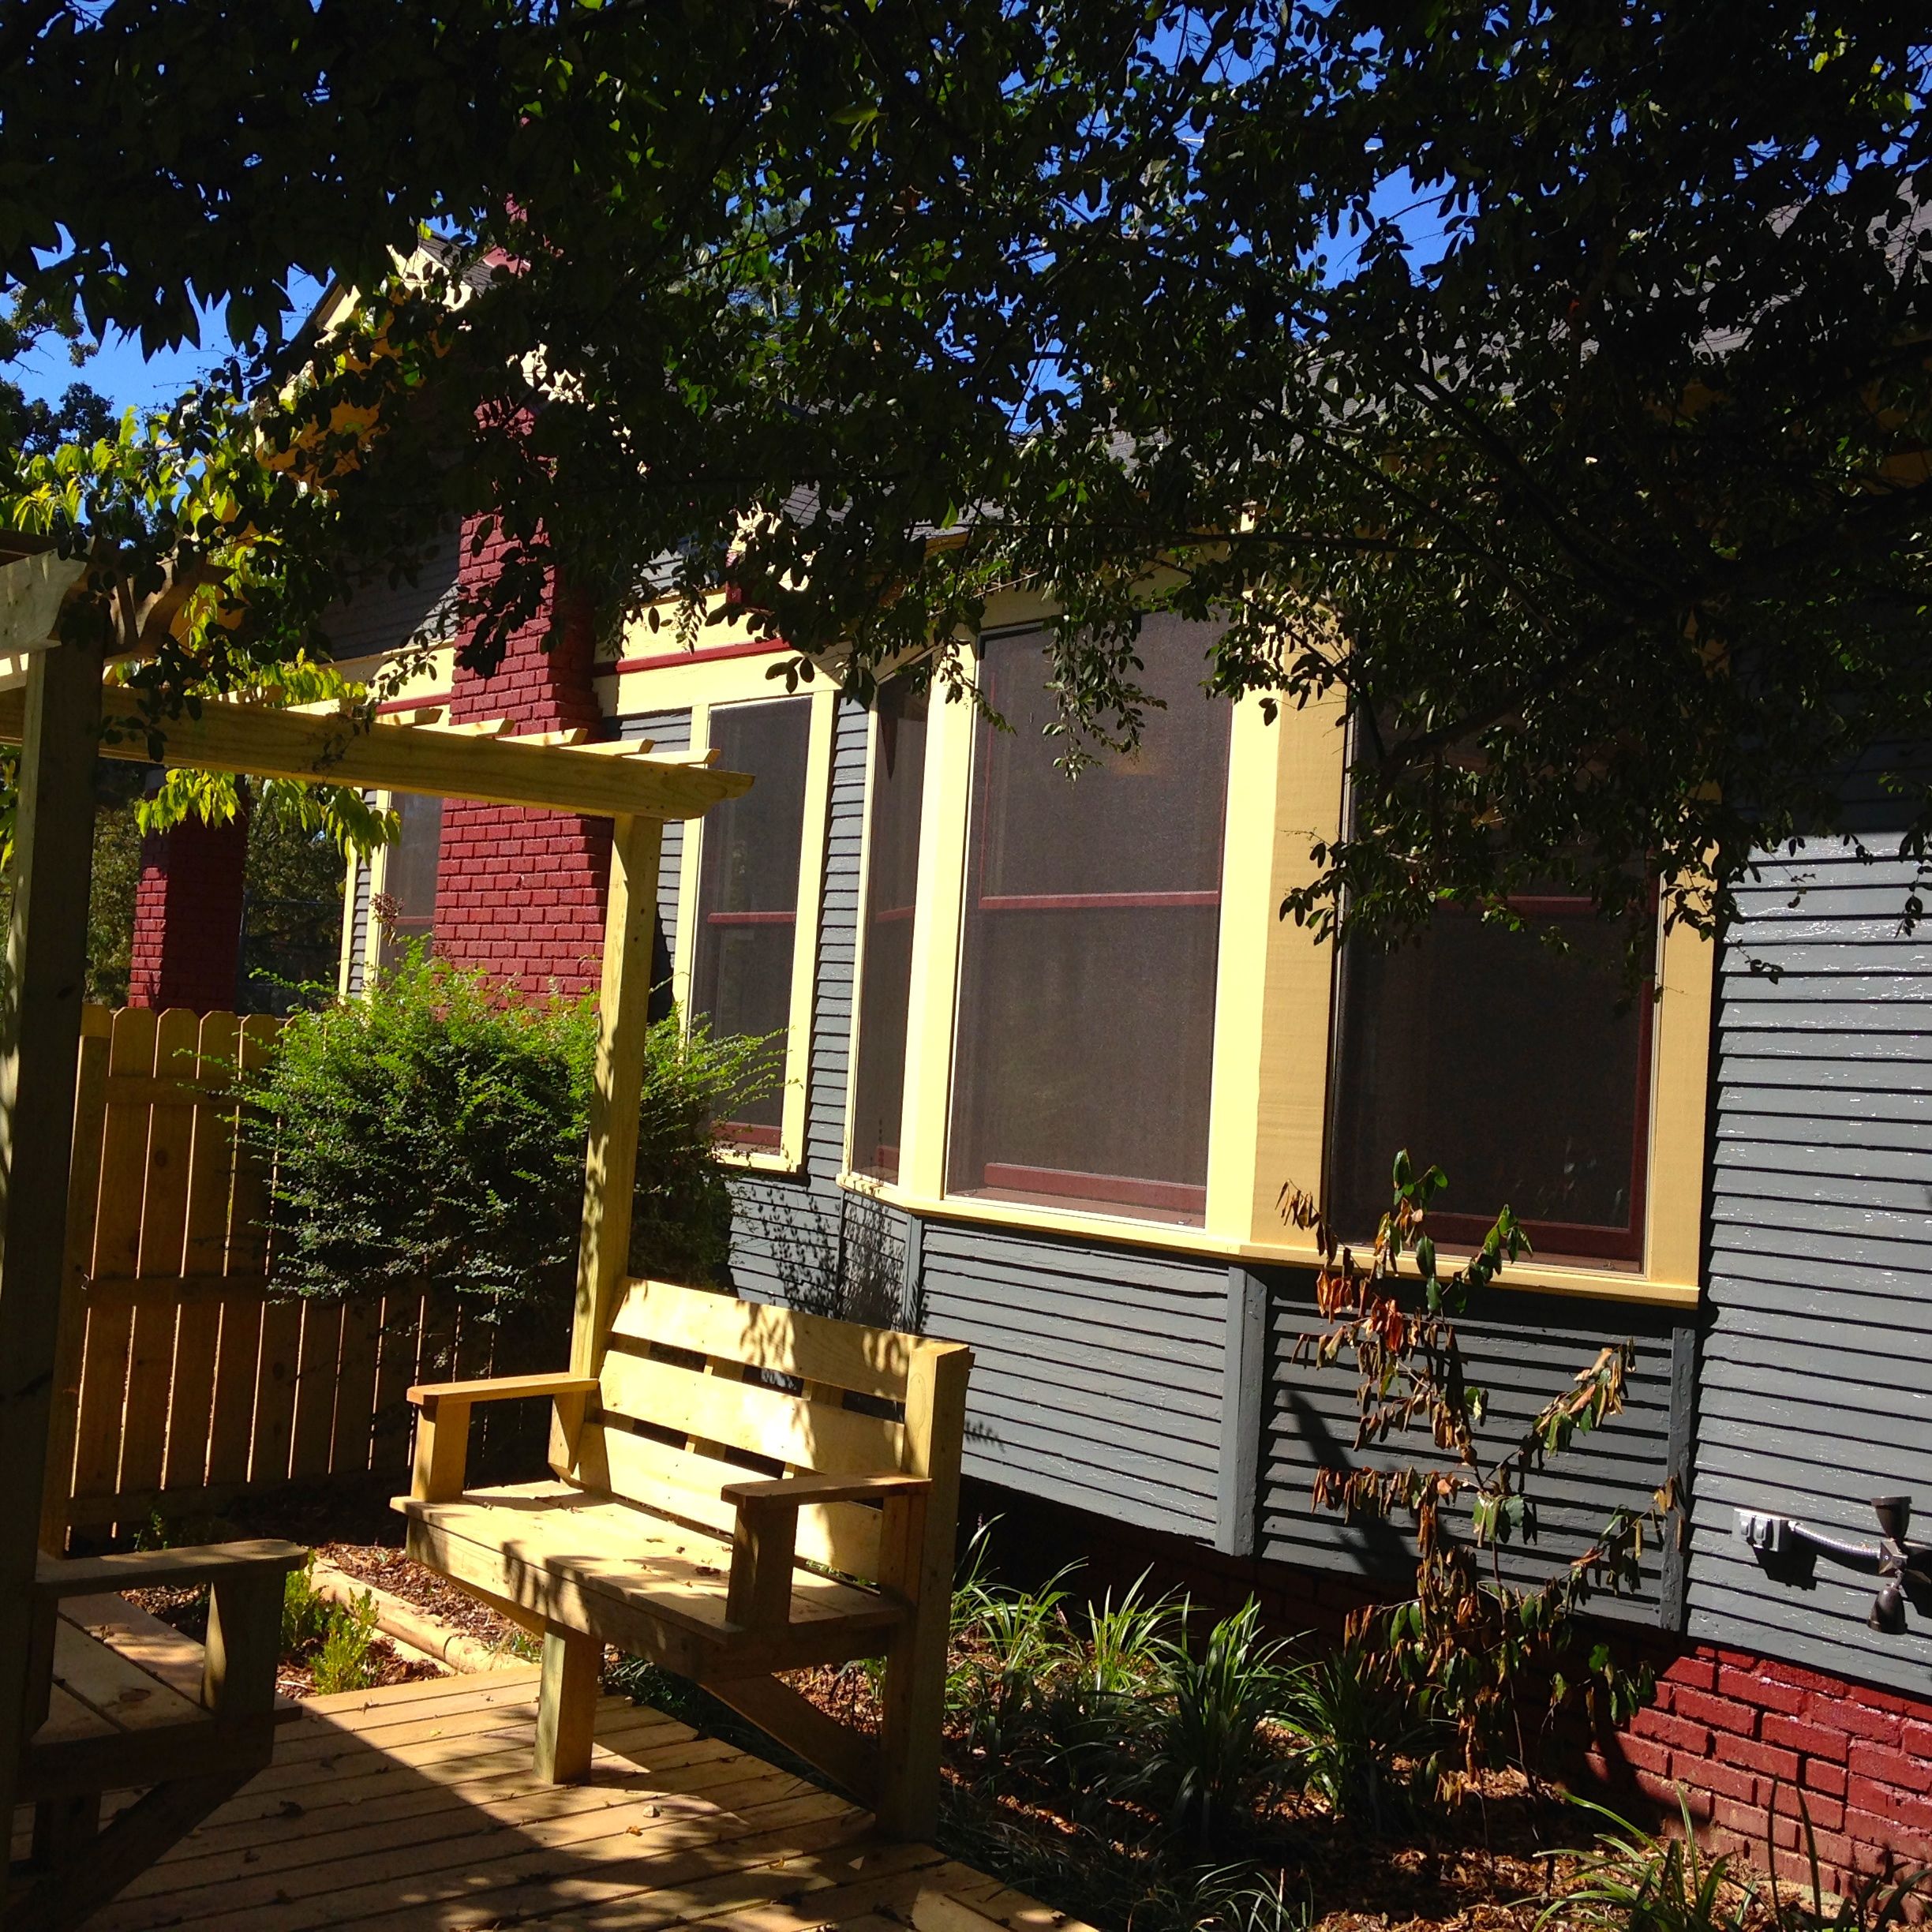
xmin=13 ymin=1665 xmax=1086 ymax=1932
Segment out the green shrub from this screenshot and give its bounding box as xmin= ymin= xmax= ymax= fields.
xmin=312 ymin=1590 xmax=382 ymax=1697
xmin=281 ymin=1557 xmax=333 ymax=1653
xmin=282 ymin=1559 xmax=384 ymax=1694
xmin=238 ymin=949 xmax=770 ymax=1309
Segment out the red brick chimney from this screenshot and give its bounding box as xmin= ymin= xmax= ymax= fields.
xmin=432 ymin=518 xmax=612 ymax=994
xmin=127 ymin=798 xmax=250 ymax=1013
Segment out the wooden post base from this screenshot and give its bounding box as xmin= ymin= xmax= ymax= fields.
xmin=534 ymin=1624 xmax=601 ymax=1783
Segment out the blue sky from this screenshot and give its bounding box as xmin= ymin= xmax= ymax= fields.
xmin=13 ymin=273 xmax=330 ymax=416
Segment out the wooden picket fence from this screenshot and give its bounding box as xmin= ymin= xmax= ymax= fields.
xmin=44 ymin=1005 xmax=505 ymax=1541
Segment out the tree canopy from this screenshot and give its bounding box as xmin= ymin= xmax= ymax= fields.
xmin=5 ymin=2 xmax=1930 ymax=936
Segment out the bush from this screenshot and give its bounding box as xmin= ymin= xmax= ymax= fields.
xmin=281 ymin=1558 xmax=383 ymax=1695
xmin=238 ymin=950 xmax=771 ymax=1309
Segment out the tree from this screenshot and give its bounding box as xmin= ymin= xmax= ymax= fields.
xmin=7 ymin=3 xmax=1929 ymax=941
xmin=789 ymin=2 xmax=1932 ymax=943
xmin=0 ymin=0 xmax=1125 ymax=691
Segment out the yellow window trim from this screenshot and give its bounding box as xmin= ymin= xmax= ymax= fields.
xmin=840 ymin=702 xmax=884 ymax=1178
xmin=837 ymin=1170 xmax=1698 ymax=1307
xmin=338 ymin=788 xmax=399 ymax=998
xmin=840 ymin=616 xmax=1713 ymax=1308
xmin=672 ymin=683 xmax=836 ymax=1175
xmin=337 ymin=851 xmax=362 ymax=997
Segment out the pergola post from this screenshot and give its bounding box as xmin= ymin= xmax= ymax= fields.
xmin=0 ymin=635 xmax=103 ymax=1836
xmin=567 ymin=811 xmax=666 ymax=1383
xmin=535 ymin=811 xmax=662 ymax=1769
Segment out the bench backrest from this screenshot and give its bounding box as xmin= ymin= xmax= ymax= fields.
xmin=561 ymin=1278 xmax=970 ymax=1588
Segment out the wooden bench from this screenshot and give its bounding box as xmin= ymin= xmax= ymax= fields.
xmin=395 ymin=1277 xmax=970 ymax=1837
xmin=13 ymin=1539 xmax=306 ymax=1932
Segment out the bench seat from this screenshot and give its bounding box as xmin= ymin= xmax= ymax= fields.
xmin=395 ymin=1278 xmax=972 ymax=1837
xmin=399 ymin=1478 xmax=908 ymax=1680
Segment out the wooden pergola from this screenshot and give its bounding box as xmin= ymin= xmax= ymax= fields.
xmin=0 ymin=547 xmax=751 ymax=1915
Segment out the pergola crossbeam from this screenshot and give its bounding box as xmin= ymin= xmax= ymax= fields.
xmin=0 ymin=687 xmax=750 ymax=822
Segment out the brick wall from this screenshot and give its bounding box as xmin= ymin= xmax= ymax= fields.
xmin=1590 ymin=1642 xmax=1932 ymax=1895
xmin=432 ymin=520 xmax=612 ymax=994
xmin=127 ymin=804 xmax=249 ymax=1013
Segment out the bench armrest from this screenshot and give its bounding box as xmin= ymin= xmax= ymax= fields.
xmin=407 ymin=1374 xmax=599 ymax=1503
xmin=406 ymin=1372 xmax=599 ymax=1409
xmin=719 ymin=1471 xmax=931 ymax=1509
xmin=721 ymin=1472 xmax=933 ymax=1637
xmin=35 ymin=1541 xmax=304 ymax=1726
xmin=33 ymin=1539 xmax=308 ymax=1597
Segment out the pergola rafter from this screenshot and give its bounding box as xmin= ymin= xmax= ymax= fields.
xmin=0 ymin=550 xmax=753 ymax=1903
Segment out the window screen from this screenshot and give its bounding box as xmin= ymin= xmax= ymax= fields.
xmin=947 ymin=617 xmax=1231 ymax=1224
xmin=376 ymin=793 xmax=442 ymax=972
xmin=850 ymin=687 xmax=927 ymax=1183
xmin=1328 ymin=900 xmax=1653 ymax=1262
xmin=689 ymin=698 xmax=812 ymax=1146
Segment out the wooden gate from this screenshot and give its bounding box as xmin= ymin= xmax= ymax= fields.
xmin=43 ymin=1005 xmax=497 ymax=1541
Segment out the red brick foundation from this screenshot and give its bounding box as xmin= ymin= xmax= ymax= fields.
xmin=127 ymin=803 xmax=249 ymax=1013
xmin=432 ymin=522 xmax=611 ymax=994
xmin=1589 ymin=1643 xmax=1932 ymax=1895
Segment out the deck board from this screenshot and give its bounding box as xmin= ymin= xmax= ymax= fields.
xmin=11 ymin=1666 xmax=1096 ymax=1932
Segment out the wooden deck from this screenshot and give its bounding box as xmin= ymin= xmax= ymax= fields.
xmin=9 ymin=1665 xmax=1087 ymax=1932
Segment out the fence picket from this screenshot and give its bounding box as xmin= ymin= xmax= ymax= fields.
xmin=289 ymin=1296 xmax=345 ymax=1480
xmin=69 ymin=1008 xmax=159 ymax=1507
xmin=161 ymin=1012 xmax=240 ymax=1493
xmin=115 ymin=1009 xmax=202 ymax=1503
xmin=331 ymin=1296 xmax=382 ymax=1478
xmin=39 ymin=1013 xmax=112 ymax=1550
xmin=208 ymin=1015 xmax=275 ymax=1488
xmin=370 ymin=1288 xmax=425 ymax=1476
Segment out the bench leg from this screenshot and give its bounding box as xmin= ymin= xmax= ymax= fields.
xmin=534 ymin=1624 xmax=600 ymax=1784
xmin=874 ymin=1619 xmax=944 ymax=1840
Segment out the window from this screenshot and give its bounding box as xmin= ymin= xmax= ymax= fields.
xmin=849 ymin=686 xmax=927 ymax=1183
xmin=688 ymin=696 xmax=813 ymax=1148
xmin=375 ymin=792 xmax=442 ymax=972
xmin=1327 ymin=897 xmax=1653 ymax=1263
xmin=946 ymin=617 xmax=1232 ymax=1224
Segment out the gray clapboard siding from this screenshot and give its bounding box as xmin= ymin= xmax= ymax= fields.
xmin=916 ymin=1219 xmax=1228 ymax=1537
xmin=1258 ymin=1266 xmax=1681 ymax=1622
xmin=345 ymin=855 xmax=373 ymax=994
xmin=1686 ymin=842 xmax=1932 ymax=1691
xmin=322 ymin=528 xmax=462 ymax=661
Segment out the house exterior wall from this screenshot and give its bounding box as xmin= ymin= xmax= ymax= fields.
xmin=348 ymin=604 xmax=1932 ymax=1891
xmin=1684 ymin=844 xmax=1932 ymax=1692
xmin=1260 ymin=1267 xmax=1687 ymax=1623
xmin=127 ymin=804 xmax=250 ymax=1013
xmin=432 ymin=522 xmax=610 ymax=994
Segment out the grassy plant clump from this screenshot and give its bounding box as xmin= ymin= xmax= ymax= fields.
xmin=280 ymin=1557 xmax=382 ymax=1694
xmin=238 ymin=949 xmax=773 ymax=1312
xmin=938 ymin=1530 xmax=1428 ymax=1929
xmin=1552 ymin=1795 xmax=1932 ymax=1932
xmin=1129 ymin=1600 xmax=1301 ymax=1856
